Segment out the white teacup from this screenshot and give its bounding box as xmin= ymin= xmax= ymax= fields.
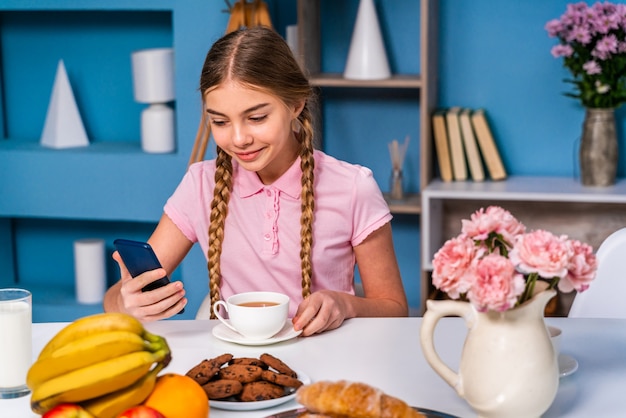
xmin=213 ymin=291 xmax=289 ymax=340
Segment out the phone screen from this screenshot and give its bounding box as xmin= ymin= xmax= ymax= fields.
xmin=113 ymin=238 xmax=184 ymax=313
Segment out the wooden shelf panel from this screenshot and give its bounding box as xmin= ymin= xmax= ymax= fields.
xmin=424 ymin=176 xmax=626 ymax=204
xmin=384 ymin=193 xmax=421 ymax=215
xmin=309 ymin=73 xmax=422 ymax=89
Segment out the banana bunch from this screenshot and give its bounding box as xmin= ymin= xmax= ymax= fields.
xmin=27 ymin=312 xmax=171 ymax=418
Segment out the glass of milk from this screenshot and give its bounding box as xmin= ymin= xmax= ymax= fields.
xmin=0 ymin=288 xmax=32 ymax=399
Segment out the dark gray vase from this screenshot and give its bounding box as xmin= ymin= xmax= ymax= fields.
xmin=579 ymin=108 xmax=618 ymax=186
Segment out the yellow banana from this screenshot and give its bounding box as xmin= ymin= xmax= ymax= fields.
xmin=31 ymin=348 xmax=169 ymax=415
xmin=27 ymin=330 xmax=160 ymax=390
xmin=80 ymin=361 xmax=166 ymax=418
xmin=38 ymin=313 xmax=145 ymax=359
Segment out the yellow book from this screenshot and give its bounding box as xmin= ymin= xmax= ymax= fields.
xmin=459 ymin=108 xmax=485 ymax=182
xmin=471 ymin=109 xmax=507 ymax=181
xmin=445 ymin=107 xmax=467 ymax=181
xmin=432 ymin=110 xmax=453 ymax=182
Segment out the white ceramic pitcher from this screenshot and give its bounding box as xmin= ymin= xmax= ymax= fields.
xmin=420 ymin=289 xmax=559 ymax=418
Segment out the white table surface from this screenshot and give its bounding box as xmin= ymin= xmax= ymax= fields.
xmin=1 ymin=317 xmax=624 ymax=418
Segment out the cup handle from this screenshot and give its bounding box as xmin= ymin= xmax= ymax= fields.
xmin=213 ymin=301 xmax=239 ymax=334
xmin=419 ymin=299 xmax=473 ymax=396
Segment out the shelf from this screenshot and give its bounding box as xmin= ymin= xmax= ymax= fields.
xmin=424 ymin=176 xmax=626 ymax=204
xmin=0 ymin=138 xmax=170 ymax=155
xmin=0 ymin=0 xmax=221 ymax=323
xmin=0 ymin=1 xmax=175 ymax=11
xmin=421 ymin=175 xmax=626 ymax=274
xmin=309 ymin=74 xmax=422 ymax=89
xmin=298 ymin=0 xmax=437 ymax=314
xmin=24 ymin=284 xmax=104 ymax=323
xmin=384 ymin=193 xmax=421 ymax=215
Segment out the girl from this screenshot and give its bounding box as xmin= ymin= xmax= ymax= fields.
xmin=104 ymin=27 xmax=408 ymax=336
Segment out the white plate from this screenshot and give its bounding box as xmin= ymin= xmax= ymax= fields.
xmin=559 ymin=354 xmax=578 ymax=378
xmin=212 ymin=319 xmax=302 ymax=346
xmin=266 ymin=406 xmax=459 ymax=417
xmin=210 ymin=369 xmax=311 ymax=411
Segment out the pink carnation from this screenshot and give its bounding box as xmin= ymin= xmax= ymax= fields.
xmin=432 ymin=235 xmax=479 ymax=299
xmin=467 ymin=253 xmax=525 ymax=312
xmin=509 ymin=230 xmax=571 ymax=279
xmin=461 ymin=206 xmax=526 ymax=246
xmin=559 ymin=239 xmax=598 ymax=293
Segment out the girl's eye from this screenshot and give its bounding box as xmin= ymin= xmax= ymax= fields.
xmin=210 ymin=119 xmax=227 ymax=127
xmin=249 ymin=115 xmax=267 ymax=123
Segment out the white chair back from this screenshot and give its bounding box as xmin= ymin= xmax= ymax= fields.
xmin=569 ymin=228 xmax=626 ymax=318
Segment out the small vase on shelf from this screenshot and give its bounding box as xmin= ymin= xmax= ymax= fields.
xmin=579 ymin=107 xmax=618 ymax=187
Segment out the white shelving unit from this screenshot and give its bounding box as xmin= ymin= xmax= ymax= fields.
xmin=421 ymin=175 xmax=626 ymax=313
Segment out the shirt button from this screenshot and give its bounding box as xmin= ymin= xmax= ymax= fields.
xmin=264 ymin=234 xmax=271 ymax=240
xmin=266 ymin=190 xmax=272 ymax=196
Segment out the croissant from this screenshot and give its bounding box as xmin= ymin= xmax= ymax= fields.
xmin=295 ymin=380 xmax=425 ymax=418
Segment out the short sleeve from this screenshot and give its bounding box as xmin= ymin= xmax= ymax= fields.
xmin=164 ymin=162 xmax=215 ymax=244
xmin=350 ymin=166 xmax=393 ymax=246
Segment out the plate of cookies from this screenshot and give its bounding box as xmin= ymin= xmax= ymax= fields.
xmin=186 ymin=352 xmax=310 ymax=411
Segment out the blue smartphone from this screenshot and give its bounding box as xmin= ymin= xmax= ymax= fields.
xmin=113 ymin=238 xmax=184 ymax=314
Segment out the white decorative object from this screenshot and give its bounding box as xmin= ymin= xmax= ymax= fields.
xmin=131 ymin=48 xmax=176 ymax=153
xmin=74 ymin=238 xmax=106 ymax=304
xmin=344 ymin=0 xmax=391 ymax=80
xmin=40 ymin=60 xmax=89 ymax=149
xmin=286 ymin=24 xmax=299 ymax=56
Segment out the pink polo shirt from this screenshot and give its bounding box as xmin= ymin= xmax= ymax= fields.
xmin=164 ymin=150 xmax=392 ymax=316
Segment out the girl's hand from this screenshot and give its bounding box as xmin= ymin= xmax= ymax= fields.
xmin=292 ymin=290 xmax=353 ymax=336
xmin=113 ymin=251 xmax=186 ymax=321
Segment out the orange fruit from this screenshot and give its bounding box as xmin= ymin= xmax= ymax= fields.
xmin=143 ymin=373 xmax=209 ymax=418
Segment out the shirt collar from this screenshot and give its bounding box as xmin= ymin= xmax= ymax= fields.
xmin=234 ymin=157 xmax=303 ymax=199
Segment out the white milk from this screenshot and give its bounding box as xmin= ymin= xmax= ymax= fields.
xmin=0 ymin=300 xmax=32 ymax=388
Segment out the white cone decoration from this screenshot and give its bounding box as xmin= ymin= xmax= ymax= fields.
xmin=344 ymin=0 xmax=391 ymax=80
xmin=40 ymin=60 xmax=89 ymax=149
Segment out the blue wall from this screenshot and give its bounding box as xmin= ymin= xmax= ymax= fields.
xmin=2 ymin=0 xmax=624 ymax=318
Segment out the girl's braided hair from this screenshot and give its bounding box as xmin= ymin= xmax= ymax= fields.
xmin=199 ymin=27 xmax=316 ymax=318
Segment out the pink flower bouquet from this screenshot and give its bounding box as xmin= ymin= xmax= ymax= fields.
xmin=431 ymin=206 xmax=598 ymax=312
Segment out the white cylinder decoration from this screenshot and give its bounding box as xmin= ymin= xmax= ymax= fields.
xmin=74 ymin=238 xmax=106 ymax=304
xmin=131 ymin=48 xmax=176 ymax=153
xmin=343 ymin=0 xmax=391 ymax=80
xmin=141 ymin=104 xmax=175 ymax=153
xmin=131 ymin=48 xmax=175 ymax=103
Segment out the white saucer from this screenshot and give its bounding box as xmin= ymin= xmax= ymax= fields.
xmin=559 ymin=354 xmax=578 ymax=378
xmin=212 ymin=319 xmax=302 ymax=346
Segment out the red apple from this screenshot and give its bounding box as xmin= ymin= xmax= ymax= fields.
xmin=42 ymin=403 xmax=94 ymax=418
xmin=117 ymin=405 xmax=166 ymax=418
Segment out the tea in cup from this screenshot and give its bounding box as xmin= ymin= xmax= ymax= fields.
xmin=213 ymin=291 xmax=289 ymax=340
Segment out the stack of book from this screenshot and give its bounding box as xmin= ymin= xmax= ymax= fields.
xmin=431 ymin=107 xmax=507 ymax=182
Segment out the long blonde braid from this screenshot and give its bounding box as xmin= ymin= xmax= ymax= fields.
xmin=297 ymin=108 xmax=315 ymax=299
xmin=207 ymin=148 xmax=233 ymax=318
xmin=199 ymin=27 xmax=317 ymax=316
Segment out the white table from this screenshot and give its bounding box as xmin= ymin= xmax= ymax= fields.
xmin=1 ymin=317 xmax=624 ymax=417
